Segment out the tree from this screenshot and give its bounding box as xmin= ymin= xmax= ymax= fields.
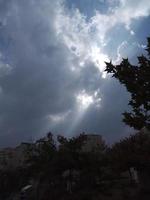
xmin=28 ymin=132 xmax=56 ymax=167
xmin=57 ymin=134 xmax=109 ymax=194
xmin=57 ymin=133 xmax=87 ymax=153
xmin=109 ymin=130 xmax=150 ymax=171
xmin=56 ymin=133 xmax=88 ymax=176
xmin=105 ymin=38 xmax=150 ymax=130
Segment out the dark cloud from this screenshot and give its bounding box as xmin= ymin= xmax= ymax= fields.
xmin=0 ymin=0 xmax=147 ymax=147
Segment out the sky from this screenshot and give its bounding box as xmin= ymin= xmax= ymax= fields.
xmin=0 ymin=0 xmax=150 ymax=147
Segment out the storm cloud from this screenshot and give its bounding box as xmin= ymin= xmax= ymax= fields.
xmin=0 ymin=0 xmax=150 ymax=147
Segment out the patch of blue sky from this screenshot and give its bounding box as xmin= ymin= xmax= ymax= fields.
xmin=102 ymin=15 xmax=150 ymax=62
xmin=103 ymin=24 xmax=130 ymax=58
xmin=65 ymin=0 xmax=117 ymax=19
xmin=131 ymin=16 xmax=150 ymax=44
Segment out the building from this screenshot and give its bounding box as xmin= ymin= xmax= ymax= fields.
xmin=0 ymin=142 xmax=34 ymax=170
xmin=0 ymin=147 xmax=16 ymax=169
xmin=82 ymin=134 xmax=106 ymax=152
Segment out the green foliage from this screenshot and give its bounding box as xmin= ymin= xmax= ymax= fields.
xmin=105 ymin=38 xmax=150 ymax=130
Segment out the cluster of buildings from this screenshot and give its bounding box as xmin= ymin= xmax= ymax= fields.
xmin=0 ymin=134 xmax=104 ymax=170
xmin=0 ymin=142 xmax=34 ymax=170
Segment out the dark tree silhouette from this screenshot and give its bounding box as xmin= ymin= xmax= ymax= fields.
xmin=105 ymin=38 xmax=150 ymax=130
xmin=109 ymin=131 xmax=150 ymax=171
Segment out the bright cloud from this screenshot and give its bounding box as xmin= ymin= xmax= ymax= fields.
xmin=55 ymin=0 xmax=150 ymax=77
xmin=77 ymin=91 xmax=94 ymax=109
xmin=76 ymin=89 xmax=101 ymax=110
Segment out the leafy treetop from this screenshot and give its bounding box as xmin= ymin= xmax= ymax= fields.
xmin=105 ymin=38 xmax=150 ymax=130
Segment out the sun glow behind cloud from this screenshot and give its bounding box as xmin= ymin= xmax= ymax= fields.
xmin=90 ymin=45 xmax=109 ymax=78
xmin=55 ymin=3 xmax=110 ymax=77
xmin=76 ymin=90 xmax=101 ymax=111
xmin=66 ymin=89 xmax=102 ymax=135
xmin=77 ymin=91 xmax=94 ymax=109
xmin=67 ymin=91 xmax=94 ymax=135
